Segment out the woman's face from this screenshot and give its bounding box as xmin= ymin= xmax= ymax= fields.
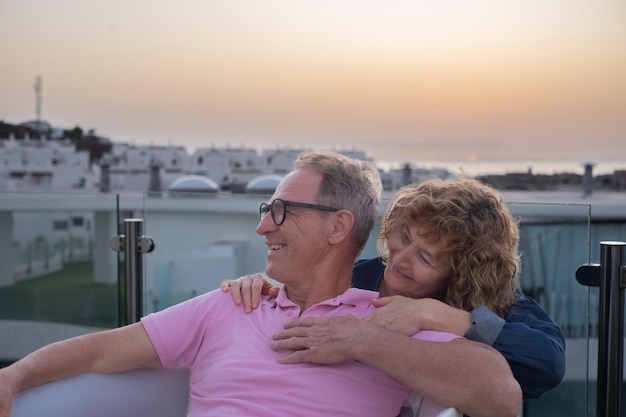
xmin=381 ymin=224 xmax=453 ymax=299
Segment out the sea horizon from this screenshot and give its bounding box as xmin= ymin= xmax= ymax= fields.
xmin=375 ymin=158 xmax=625 ymax=178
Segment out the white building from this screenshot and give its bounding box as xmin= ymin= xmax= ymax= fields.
xmin=0 ymin=134 xmax=96 ymax=191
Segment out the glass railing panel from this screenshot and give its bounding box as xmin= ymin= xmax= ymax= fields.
xmin=507 ymin=202 xmax=593 ymax=417
xmin=141 ymin=190 xmax=388 ymax=314
xmin=0 ymin=191 xmax=122 ymax=367
xmin=142 ymin=191 xmax=269 ymax=314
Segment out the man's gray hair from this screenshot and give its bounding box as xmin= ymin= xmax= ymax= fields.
xmin=294 ymin=151 xmax=382 ymax=254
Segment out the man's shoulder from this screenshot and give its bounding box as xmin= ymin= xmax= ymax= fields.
xmin=161 ymin=289 xmax=240 ymax=315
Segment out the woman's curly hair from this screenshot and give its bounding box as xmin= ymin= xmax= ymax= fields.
xmin=376 ymin=178 xmax=520 ymax=317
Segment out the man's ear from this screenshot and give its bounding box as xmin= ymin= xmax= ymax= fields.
xmin=329 ymin=209 xmax=355 ymax=245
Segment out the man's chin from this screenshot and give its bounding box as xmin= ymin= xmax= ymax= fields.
xmin=264 ymin=267 xmax=283 ymax=284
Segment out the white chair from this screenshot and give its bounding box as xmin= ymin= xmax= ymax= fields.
xmin=10 ymin=368 xmax=462 ymax=417
xmin=10 ymin=368 xmax=190 ymax=417
xmin=436 ymin=407 xmax=462 ymax=417
xmin=402 ymin=391 xmax=463 ymax=417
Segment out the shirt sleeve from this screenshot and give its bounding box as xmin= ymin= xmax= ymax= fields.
xmin=141 ymin=290 xmax=224 ymax=368
xmin=465 ymin=294 xmax=566 ymax=399
xmin=464 ymin=305 xmax=505 ymax=345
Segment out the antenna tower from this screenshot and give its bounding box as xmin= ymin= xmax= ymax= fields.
xmin=34 ymin=76 xmax=42 ymax=130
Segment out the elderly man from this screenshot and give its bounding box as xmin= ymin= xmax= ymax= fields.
xmin=0 ymin=151 xmax=520 ymax=417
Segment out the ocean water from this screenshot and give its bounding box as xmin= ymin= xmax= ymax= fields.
xmin=376 ymin=158 xmax=626 ymax=177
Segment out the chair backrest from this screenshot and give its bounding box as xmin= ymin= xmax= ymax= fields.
xmin=11 ymin=368 xmax=463 ymax=417
xmin=435 ymin=407 xmax=462 ymax=417
xmin=11 ymin=368 xmax=190 ymax=417
xmin=402 ymin=391 xmax=462 ymax=417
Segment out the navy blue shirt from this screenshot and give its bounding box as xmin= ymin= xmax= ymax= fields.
xmin=352 ymin=257 xmax=566 ymax=400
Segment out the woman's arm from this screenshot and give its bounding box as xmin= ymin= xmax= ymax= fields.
xmin=355 ymin=251 xmax=567 ymax=401
xmin=369 ymin=295 xmax=566 ymax=399
xmin=272 ymin=315 xmax=522 ymax=417
xmin=491 ymin=296 xmax=566 ymax=399
xmin=223 ymin=273 xmax=566 ymax=399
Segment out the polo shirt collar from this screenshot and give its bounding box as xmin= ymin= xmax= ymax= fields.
xmin=270 ymin=286 xmax=379 ymax=309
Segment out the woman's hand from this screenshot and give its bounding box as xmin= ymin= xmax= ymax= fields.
xmin=367 ymin=296 xmax=472 ymax=336
xmin=220 ymin=273 xmax=279 ymax=313
xmin=270 ymin=315 xmax=371 ymax=364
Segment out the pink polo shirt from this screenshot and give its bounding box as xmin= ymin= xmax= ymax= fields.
xmin=141 ymin=287 xmax=458 ymax=417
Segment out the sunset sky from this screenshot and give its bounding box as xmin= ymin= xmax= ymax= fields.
xmin=1 ymin=0 xmax=625 ymax=166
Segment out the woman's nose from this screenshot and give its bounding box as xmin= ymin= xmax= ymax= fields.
xmin=391 ymin=244 xmax=412 ymax=266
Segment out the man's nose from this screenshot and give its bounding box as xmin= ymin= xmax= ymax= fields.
xmin=256 ymin=212 xmax=277 ymax=236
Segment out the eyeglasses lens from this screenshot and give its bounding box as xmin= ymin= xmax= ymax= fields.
xmin=260 ymin=199 xmax=286 ymax=225
xmin=272 ymin=199 xmax=285 ymax=225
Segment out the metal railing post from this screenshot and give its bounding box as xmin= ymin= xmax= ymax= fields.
xmin=576 ymin=241 xmax=626 ymax=417
xmin=110 ymin=218 xmax=155 ymax=325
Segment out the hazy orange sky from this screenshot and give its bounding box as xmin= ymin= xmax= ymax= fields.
xmin=1 ymin=0 xmax=625 ymax=165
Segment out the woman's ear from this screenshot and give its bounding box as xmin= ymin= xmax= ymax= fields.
xmin=329 ymin=209 xmax=355 ymax=245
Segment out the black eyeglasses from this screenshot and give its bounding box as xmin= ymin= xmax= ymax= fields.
xmin=259 ymin=198 xmax=339 ymax=225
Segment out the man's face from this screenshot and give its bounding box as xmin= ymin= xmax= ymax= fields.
xmin=256 ymin=168 xmax=335 ymax=284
